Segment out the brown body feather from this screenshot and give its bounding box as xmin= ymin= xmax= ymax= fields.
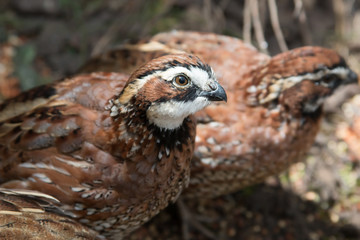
xmin=0 ymin=53 xmax=225 ymax=238
xmin=0 ymin=188 xmax=99 ymax=240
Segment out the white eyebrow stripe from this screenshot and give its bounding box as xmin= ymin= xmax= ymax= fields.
xmin=129 ymin=65 xmax=216 ymax=94
xmin=259 ymin=66 xmax=351 ymax=104
xmin=282 ymin=66 xmax=350 ymax=85
xmin=158 ymin=66 xmax=215 ymax=88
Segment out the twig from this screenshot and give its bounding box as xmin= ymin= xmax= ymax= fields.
xmin=268 ymin=0 xmax=288 ymax=52
xmin=92 ymin=0 xmax=175 ymax=56
xmin=219 ymin=0 xmax=231 ymax=10
xmin=243 ymin=0 xmax=252 ymax=44
xmin=293 ymin=0 xmax=312 ymax=45
xmin=203 ymin=0 xmax=226 ymax=32
xmin=177 ymin=198 xmax=217 ymax=240
xmin=91 ymin=1 xmax=131 ymax=56
xmin=332 ymin=0 xmax=347 ymax=38
xmin=203 ymin=0 xmax=214 ymax=31
xmin=250 ymin=0 xmax=268 ymax=53
xmin=91 ymin=17 xmax=122 ymax=56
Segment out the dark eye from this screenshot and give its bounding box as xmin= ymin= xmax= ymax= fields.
xmin=320 ymin=74 xmax=338 ymax=88
xmin=323 ymin=75 xmax=335 ymax=84
xmin=173 ymin=74 xmax=190 ymax=87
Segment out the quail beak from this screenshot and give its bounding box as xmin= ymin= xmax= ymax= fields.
xmin=345 ymin=70 xmax=358 ymax=84
xmin=200 ymin=82 xmax=227 ymax=102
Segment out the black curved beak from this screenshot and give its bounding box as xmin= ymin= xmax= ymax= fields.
xmin=345 ymin=70 xmax=358 ymax=84
xmin=200 ymin=82 xmax=227 ymax=102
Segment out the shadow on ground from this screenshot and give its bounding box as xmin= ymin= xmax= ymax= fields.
xmin=129 ymin=183 xmax=360 ymax=240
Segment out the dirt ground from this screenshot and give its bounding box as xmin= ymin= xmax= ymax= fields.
xmin=0 ymin=1 xmax=360 ymax=239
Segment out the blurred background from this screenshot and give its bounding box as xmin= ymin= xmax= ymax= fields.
xmin=1 ymin=0 xmax=360 ymax=239
xmin=0 ymin=0 xmax=359 ymax=97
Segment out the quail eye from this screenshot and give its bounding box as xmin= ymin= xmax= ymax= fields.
xmin=173 ymin=74 xmax=190 ymax=87
xmin=323 ymin=75 xmax=334 ymax=83
xmin=320 ymin=75 xmax=336 ymax=87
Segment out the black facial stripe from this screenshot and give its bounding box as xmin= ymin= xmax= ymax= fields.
xmin=202 ymin=63 xmax=213 ymax=79
xmin=154 ymin=85 xmax=199 ymax=103
xmin=172 ymin=86 xmax=199 ymax=102
xmin=333 ymin=57 xmax=347 ymax=69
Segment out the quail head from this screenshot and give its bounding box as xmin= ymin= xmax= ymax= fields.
xmin=0 ymin=53 xmax=226 ymax=238
xmin=80 ymin=31 xmax=358 ymax=198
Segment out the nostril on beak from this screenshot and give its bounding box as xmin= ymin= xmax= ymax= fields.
xmin=209 ymin=82 xmax=217 ymax=91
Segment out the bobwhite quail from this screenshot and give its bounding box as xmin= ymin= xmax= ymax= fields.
xmin=80 ymin=31 xmax=358 ymax=198
xmin=0 ymin=53 xmax=227 ymax=238
xmin=0 ymin=188 xmax=99 ymax=240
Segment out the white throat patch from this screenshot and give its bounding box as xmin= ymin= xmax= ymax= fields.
xmin=147 ymin=97 xmax=211 ymax=130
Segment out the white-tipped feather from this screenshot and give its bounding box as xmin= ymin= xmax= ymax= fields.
xmin=0 ymin=188 xmax=60 ymax=203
